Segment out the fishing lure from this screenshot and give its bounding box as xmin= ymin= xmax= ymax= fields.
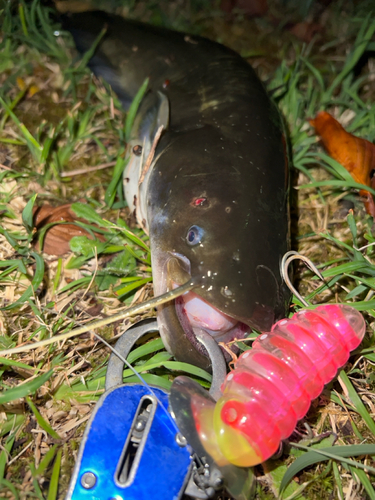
xmin=174 ymin=304 xmax=365 ymax=468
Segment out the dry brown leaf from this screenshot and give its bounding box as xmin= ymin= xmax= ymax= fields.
xmin=33 ymin=203 xmax=105 ymax=255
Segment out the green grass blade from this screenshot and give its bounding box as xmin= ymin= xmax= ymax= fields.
xmin=0 ymin=478 xmax=20 ymax=499
xmin=122 ymin=373 xmax=172 ymax=391
xmin=18 ymin=3 xmax=29 ymax=37
xmin=281 ymin=444 xmax=375 ymax=493
xmin=47 ymin=449 xmax=62 ymax=500
xmin=105 ymin=155 xmax=127 ymax=208
xmin=161 ymin=361 xmax=212 ymax=381
xmin=34 ymin=444 xmax=58 ymax=476
xmin=29 ymin=464 xmax=45 ymax=500
xmin=125 ymin=77 xmax=149 ymax=141
xmin=26 ymin=397 xmax=61 ymax=440
xmin=0 ymin=414 xmax=25 ymax=438
xmin=315 ymin=151 xmax=356 ymax=182
xmin=127 ymin=337 xmax=165 ymax=363
xmin=338 ymin=370 xmax=375 ymax=435
xmin=0 ymin=96 xmax=42 ymax=159
xmin=75 ymin=27 xmax=107 ymax=71
xmin=5 ymin=252 xmax=45 ymax=309
xmin=298 ymin=179 xmax=375 ymax=196
xmin=0 ymin=357 xmax=35 ymax=372
xmin=0 ymin=435 xmax=15 ymax=481
xmin=0 ymin=369 xmax=53 ymax=404
xmin=22 ymin=193 xmax=37 ymax=234
xmin=70 ymin=203 xmax=111 ymax=228
xmin=122 ymin=359 xmax=212 ymax=383
xmin=332 ymin=461 xmax=344 ymax=500
xmin=117 ymin=226 xmax=150 ymax=253
xmin=349 ymin=466 xmax=375 ymax=499
xmin=52 ymin=258 xmax=63 ymax=295
xmin=116 ymin=277 xmax=152 ymax=298
xmin=325 ymin=16 xmax=375 ymax=98
xmin=321 ymin=261 xmax=372 ymax=277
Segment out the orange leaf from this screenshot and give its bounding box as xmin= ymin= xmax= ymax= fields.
xmin=310 ymin=111 xmax=375 ymax=217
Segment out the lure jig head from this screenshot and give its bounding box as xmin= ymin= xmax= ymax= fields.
xmin=170 ymin=303 xmax=365 ymax=468
xmin=66 ymin=320 xmax=254 ymax=500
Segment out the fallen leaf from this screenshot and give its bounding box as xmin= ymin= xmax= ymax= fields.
xmin=33 ymin=203 xmax=105 ymax=255
xmin=310 ymin=111 xmax=375 ymax=218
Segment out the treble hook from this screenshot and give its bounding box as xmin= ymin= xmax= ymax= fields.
xmin=281 ymin=251 xmax=325 ymax=308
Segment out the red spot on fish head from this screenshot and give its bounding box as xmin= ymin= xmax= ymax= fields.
xmin=191 ymin=197 xmax=208 ymax=207
xmin=163 ymin=79 xmax=170 ymax=89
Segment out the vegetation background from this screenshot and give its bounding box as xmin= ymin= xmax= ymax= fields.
xmin=1 ymin=0 xmax=375 ymax=498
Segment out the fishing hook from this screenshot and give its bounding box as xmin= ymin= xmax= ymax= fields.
xmin=281 ymin=251 xmax=325 ymax=307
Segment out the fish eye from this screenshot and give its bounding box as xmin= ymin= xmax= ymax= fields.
xmin=186 ymin=225 xmax=204 ymax=246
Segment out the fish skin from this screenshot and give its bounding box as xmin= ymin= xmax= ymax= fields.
xmin=62 ymin=11 xmax=290 ymax=369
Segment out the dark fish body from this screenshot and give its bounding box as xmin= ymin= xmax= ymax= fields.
xmin=63 ymin=12 xmax=290 ymax=369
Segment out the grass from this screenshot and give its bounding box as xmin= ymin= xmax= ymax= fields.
xmin=1 ymin=0 xmax=375 ymax=498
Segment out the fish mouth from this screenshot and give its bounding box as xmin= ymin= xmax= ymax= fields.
xmin=165 ymin=254 xmax=249 ymax=359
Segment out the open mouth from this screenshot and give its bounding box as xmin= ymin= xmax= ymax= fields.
xmin=174 ymin=289 xmax=249 ymax=356
xmin=167 ymin=254 xmax=249 ymax=358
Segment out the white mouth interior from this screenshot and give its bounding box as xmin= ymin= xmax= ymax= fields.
xmin=178 ymin=289 xmax=239 ymax=341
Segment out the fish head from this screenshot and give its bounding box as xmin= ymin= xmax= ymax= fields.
xmin=147 ymin=125 xmax=290 ymax=369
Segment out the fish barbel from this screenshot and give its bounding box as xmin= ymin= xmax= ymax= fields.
xmin=63 ymin=11 xmax=290 ymax=369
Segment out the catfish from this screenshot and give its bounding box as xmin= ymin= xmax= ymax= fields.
xmin=62 ymin=11 xmax=290 ymax=370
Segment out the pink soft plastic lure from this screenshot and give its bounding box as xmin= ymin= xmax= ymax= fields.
xmin=191 ymin=304 xmax=366 ymax=467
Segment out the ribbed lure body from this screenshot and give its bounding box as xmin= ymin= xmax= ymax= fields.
xmin=192 ymin=304 xmax=365 ymax=467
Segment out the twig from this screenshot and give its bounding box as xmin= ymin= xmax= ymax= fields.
xmin=138 ymin=125 xmax=163 ymax=186
xmin=0 ymin=279 xmax=198 ymax=356
xmin=60 ymin=161 xmax=116 ymax=178
xmin=8 ymin=441 xmax=34 ymax=465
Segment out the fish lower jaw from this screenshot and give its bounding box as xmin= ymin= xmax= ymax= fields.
xmin=175 ymin=294 xmax=249 ymax=357
xmin=192 ymin=323 xmax=247 ymax=345
xmin=187 ymin=319 xmax=248 ymax=362
xmin=196 ymin=326 xmax=240 ymax=344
